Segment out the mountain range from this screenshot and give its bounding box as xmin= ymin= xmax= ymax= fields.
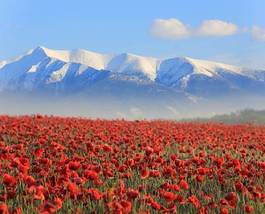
xmin=0 ymin=46 xmax=264 ymax=118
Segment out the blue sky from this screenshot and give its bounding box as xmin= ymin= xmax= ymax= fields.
xmin=1 ymin=0 xmax=265 ymax=68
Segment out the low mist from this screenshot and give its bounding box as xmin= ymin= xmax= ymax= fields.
xmin=1 ymin=93 xmax=265 ymax=120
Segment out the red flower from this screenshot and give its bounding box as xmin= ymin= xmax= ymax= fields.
xmin=102 ymin=144 xmax=113 ymax=152
xmin=39 ymin=200 xmax=59 ymax=213
xmin=150 ymin=200 xmax=161 ymax=210
xmin=144 ymin=195 xmax=161 ymax=210
xmin=0 ymin=203 xmax=9 ymax=214
xmin=127 ymin=188 xmax=139 ymax=199
xmin=54 ymin=198 xmax=63 ymax=210
xmin=88 ymin=188 xmax=102 ymax=200
xmin=188 ymin=195 xmax=201 ymax=209
xmin=145 ymin=146 xmax=154 ymax=156
xmin=68 ymin=161 xmax=81 ymax=170
xmin=120 ymin=200 xmax=132 ymax=213
xmin=150 ymin=170 xmax=161 ymax=177
xmin=196 ymin=175 xmax=204 ymax=183
xmin=3 ymin=174 xmax=16 ymax=187
xmin=258 ymin=161 xmax=265 ymax=170
xmin=220 ymin=207 xmax=229 ymax=214
xmin=140 ymin=168 xmax=150 ymax=179
xmin=84 ymin=170 xmax=99 ymax=180
xmin=35 ymin=148 xmax=44 ymax=158
xmin=245 ymin=204 xmax=254 ymax=213
xmin=160 ymin=191 xmax=177 ymax=203
xmin=179 ymin=179 xmax=189 ymax=190
xmin=68 ymin=182 xmax=80 ymax=196
xmin=13 ymin=207 xmax=22 ymax=214
xmin=24 ymin=175 xmax=35 ymax=187
xmin=118 ymin=180 xmax=126 ymax=195
xmin=168 ymin=184 xmax=180 ymax=192
xmin=235 ymin=181 xmax=244 ymax=192
xmin=176 ymin=194 xmax=185 ymax=204
xmin=225 ymin=192 xmax=238 ymax=208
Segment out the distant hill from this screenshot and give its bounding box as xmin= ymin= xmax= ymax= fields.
xmin=192 ymin=109 xmax=265 ymax=124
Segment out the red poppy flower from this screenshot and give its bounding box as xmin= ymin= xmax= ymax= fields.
xmin=35 ymin=148 xmax=44 ymax=158
xmin=84 ymin=170 xmax=99 ymax=180
xmin=220 ymin=207 xmax=229 ymax=214
xmin=145 ymin=146 xmax=154 ymax=156
xmin=179 ymin=179 xmax=189 ymax=190
xmin=39 ymin=201 xmax=57 ymax=213
xmin=120 ymin=200 xmax=132 ymax=214
xmin=196 ymin=175 xmax=204 ymax=183
xmin=140 ymin=168 xmax=150 ymax=179
xmin=3 ymin=174 xmax=16 ymax=187
xmin=127 ymin=188 xmax=139 ymax=199
xmin=68 ymin=161 xmax=81 ymax=170
xmin=235 ymin=181 xmax=244 ymax=192
xmin=88 ymin=188 xmax=102 ymax=200
xmin=67 ymin=182 xmax=80 ymax=196
xmin=13 ymin=207 xmax=22 ymax=214
xmin=245 ymin=204 xmax=254 ymax=213
xmin=160 ymin=191 xmax=177 ymax=203
xmin=0 ymin=203 xmax=9 ymax=214
xmin=188 ymin=195 xmax=201 ymax=209
xmin=225 ymin=192 xmax=238 ymax=204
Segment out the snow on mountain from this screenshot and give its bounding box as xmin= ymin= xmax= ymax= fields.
xmin=156 ymin=56 xmax=264 ymax=91
xmin=28 ymin=46 xmax=111 ymax=71
xmin=107 ymin=53 xmax=158 ymax=80
xmin=157 ymin=56 xmax=247 ymax=85
xmin=47 ymin=64 xmax=71 ymax=83
xmin=36 ymin=47 xmax=159 ymax=80
xmin=27 ymin=62 xmax=42 ymax=73
xmin=0 ymin=48 xmax=48 ymax=91
xmin=0 ymin=61 xmax=6 ymax=69
xmin=11 ymin=47 xmax=158 ymax=79
xmin=184 ymin=57 xmax=243 ymax=76
xmin=0 ymin=46 xmax=265 ymax=98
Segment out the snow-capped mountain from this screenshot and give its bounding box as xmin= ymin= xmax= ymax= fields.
xmin=0 ymin=46 xmax=264 ymax=98
xmin=156 ymin=57 xmax=265 ymax=97
xmin=106 ymin=53 xmax=158 ymax=80
xmin=1 ymin=46 xmax=265 ymax=119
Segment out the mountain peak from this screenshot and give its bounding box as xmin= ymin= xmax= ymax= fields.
xmin=31 ymin=46 xmax=53 ymax=55
xmin=184 ymin=57 xmax=242 ymax=74
xmin=106 ymin=53 xmax=158 ymax=80
xmin=28 ymin=47 xmax=111 ymax=70
xmin=34 ymin=45 xmax=47 ymax=51
xmin=32 ymin=46 xmax=70 ymax=62
xmin=160 ymin=56 xmax=244 ymax=78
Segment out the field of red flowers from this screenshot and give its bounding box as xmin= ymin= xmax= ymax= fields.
xmin=0 ymin=115 xmax=265 ymax=214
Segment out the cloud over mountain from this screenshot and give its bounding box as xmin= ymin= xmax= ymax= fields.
xmin=251 ymin=26 xmax=265 ymax=41
xmin=151 ymin=18 xmax=239 ymax=39
xmin=197 ymin=19 xmax=238 ymax=37
xmin=151 ymin=19 xmax=190 ymax=39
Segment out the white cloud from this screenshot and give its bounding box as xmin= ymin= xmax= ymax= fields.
xmin=197 ymin=19 xmax=238 ymax=37
xmin=251 ymin=26 xmax=265 ymax=41
xmin=151 ymin=18 xmax=265 ymax=42
xmin=151 ymin=18 xmax=190 ymax=39
xmin=151 ymin=18 xmax=239 ymax=40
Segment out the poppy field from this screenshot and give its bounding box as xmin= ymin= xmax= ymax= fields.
xmin=0 ymin=115 xmax=265 ymax=214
